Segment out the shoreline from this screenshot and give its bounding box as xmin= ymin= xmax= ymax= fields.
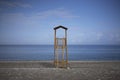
xmin=0 ymin=60 xmax=120 ymax=61
xmin=0 ymin=60 xmax=120 ymax=63
xmin=0 ymin=60 xmax=120 ymax=68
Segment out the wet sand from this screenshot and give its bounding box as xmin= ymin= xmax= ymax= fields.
xmin=0 ymin=61 xmax=120 ymax=80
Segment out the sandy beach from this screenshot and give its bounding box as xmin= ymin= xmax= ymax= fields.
xmin=0 ymin=61 xmax=120 ymax=80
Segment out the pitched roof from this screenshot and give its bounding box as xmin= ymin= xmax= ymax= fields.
xmin=54 ymin=25 xmax=68 ymax=30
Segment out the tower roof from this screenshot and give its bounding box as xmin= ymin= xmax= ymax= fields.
xmin=54 ymin=25 xmax=68 ymax=30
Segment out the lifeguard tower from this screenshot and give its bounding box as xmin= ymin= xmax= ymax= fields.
xmin=54 ymin=25 xmax=68 ymax=68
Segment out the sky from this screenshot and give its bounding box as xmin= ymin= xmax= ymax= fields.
xmin=0 ymin=0 xmax=120 ymax=45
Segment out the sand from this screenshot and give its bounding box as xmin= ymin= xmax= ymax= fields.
xmin=0 ymin=61 xmax=120 ymax=80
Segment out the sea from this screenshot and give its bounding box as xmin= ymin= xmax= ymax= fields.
xmin=0 ymin=45 xmax=120 ymax=61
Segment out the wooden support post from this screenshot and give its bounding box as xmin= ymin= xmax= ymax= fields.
xmin=65 ymin=30 xmax=68 ymax=67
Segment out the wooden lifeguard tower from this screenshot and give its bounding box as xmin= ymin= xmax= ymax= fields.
xmin=54 ymin=25 xmax=68 ymax=68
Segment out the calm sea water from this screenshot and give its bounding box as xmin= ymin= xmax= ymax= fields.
xmin=0 ymin=45 xmax=120 ymax=61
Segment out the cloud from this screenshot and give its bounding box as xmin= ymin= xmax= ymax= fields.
xmin=69 ymin=31 xmax=113 ymax=44
xmin=110 ymin=33 xmax=120 ymax=42
xmin=96 ymin=33 xmax=103 ymax=40
xmin=0 ymin=1 xmax=32 ymax=8
xmin=0 ymin=8 xmax=79 ymax=27
xmin=0 ymin=8 xmax=79 ymax=24
xmin=0 ymin=11 xmax=120 ymax=44
xmin=36 ymin=8 xmax=79 ymax=19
